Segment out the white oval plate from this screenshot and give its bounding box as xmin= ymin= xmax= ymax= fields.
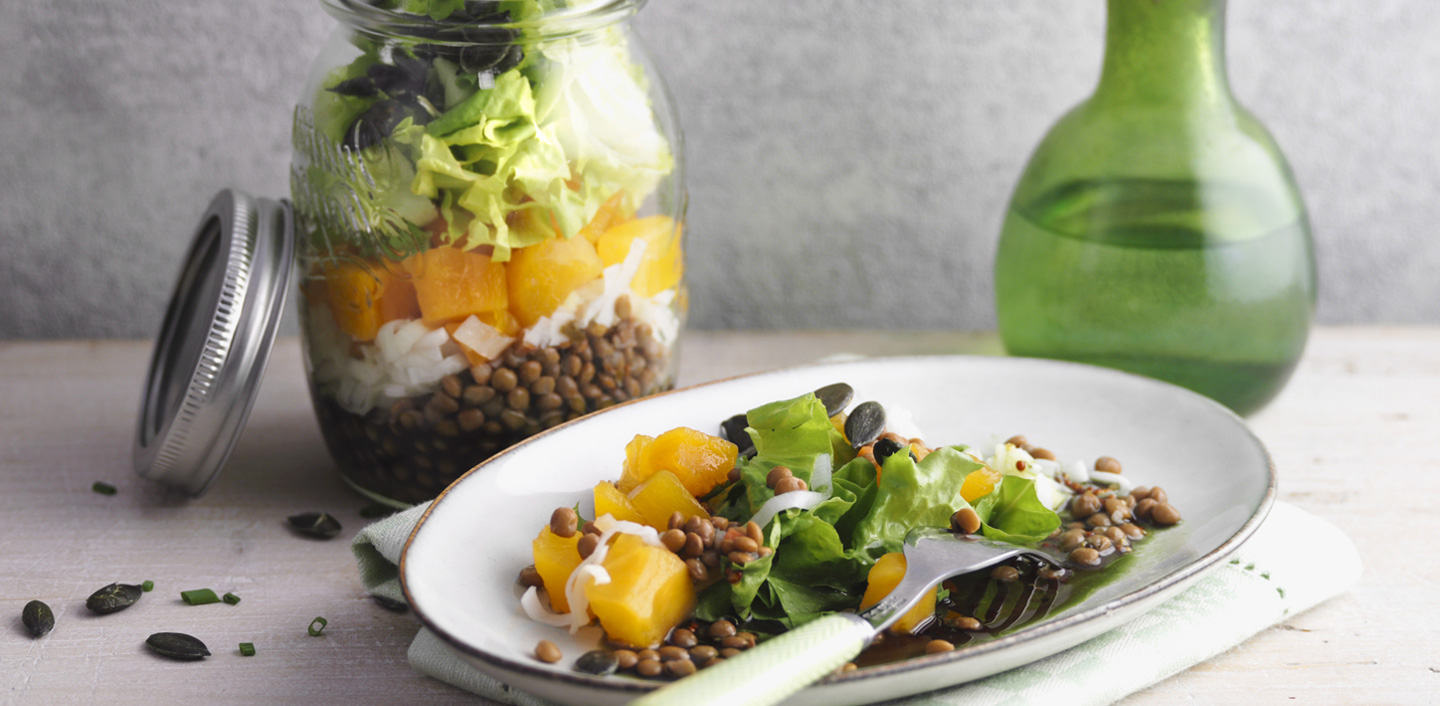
xmin=401 ymin=356 xmax=1274 ymax=705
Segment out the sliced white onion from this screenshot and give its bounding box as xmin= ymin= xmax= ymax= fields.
xmin=1064 ymin=460 xmax=1089 ymax=483
xmin=451 ymin=315 xmax=515 ymax=360
xmin=749 ymin=490 xmax=826 ymax=532
xmin=1089 ymin=469 xmax=1134 ymax=494
xmin=520 ymin=586 xmax=571 ymax=627
xmin=809 ymin=454 xmax=832 ymax=496
xmin=1032 ymin=473 xmax=1072 ymax=511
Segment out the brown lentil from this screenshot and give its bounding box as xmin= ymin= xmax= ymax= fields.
xmin=685 ymin=558 xmax=709 ymax=581
xmin=707 ymin=620 xmax=737 ymax=639
xmin=701 ymin=550 xmax=721 ymax=568
xmin=550 ymin=507 xmax=578 ymax=538
xmin=660 ymin=529 xmax=686 ymax=553
xmin=657 ymin=645 xmax=689 ymax=662
xmin=636 ymin=648 xmax=659 ymax=662
xmin=683 ymin=533 xmax=705 ymax=558
xmin=1005 ymin=435 xmax=1028 ymax=447
xmin=745 ymin=521 xmax=763 ymax=545
xmin=990 ymin=565 xmax=1020 ymax=582
xmin=1134 ymin=498 xmax=1158 ymax=521
xmin=1071 ymin=493 xmax=1102 ymax=518
xmin=518 ymin=565 xmax=543 ymax=588
xmin=720 ymin=635 xmax=751 ymax=650
xmin=1104 ymin=526 xmax=1128 ymax=544
xmin=1069 ymin=547 xmax=1102 ymax=566
xmin=925 ymin=639 xmax=955 ymax=654
xmin=581 ymin=521 xmax=601 ymax=536
xmin=727 ymin=551 xmax=756 ymax=565
xmin=733 ymin=536 xmax=759 ymax=554
xmin=719 ymin=647 xmax=742 ymax=658
xmin=636 ymin=659 xmax=663 ymax=677
xmin=667 ymin=659 xmax=697 ymax=677
xmin=1059 ymin=528 xmax=1087 ymax=552
xmin=614 ymin=649 xmax=639 ymax=669
xmin=1119 ymin=522 xmax=1146 ymax=539
xmin=1087 ymin=512 xmax=1112 ymax=528
xmin=535 ymin=640 xmax=562 ymax=663
xmin=1148 ymin=486 xmax=1169 ymax=504
xmin=577 ymin=533 xmax=600 ymax=559
xmin=668 ymin=628 xmax=698 ymax=649
xmin=954 ymin=616 xmax=982 ymax=631
xmin=1095 ymin=456 xmax=1122 ymax=474
xmin=1030 ymin=447 xmax=1056 ymax=461
xmin=766 ymin=466 xmax=793 ymax=488
xmin=689 ymin=645 xmax=718 ymax=661
xmin=711 ymin=516 xmax=730 ymax=532
xmin=1150 ymin=502 xmax=1182 ymax=525
xmin=774 ymin=476 xmax=808 ymax=494
xmin=951 ymin=507 xmax=982 ymax=534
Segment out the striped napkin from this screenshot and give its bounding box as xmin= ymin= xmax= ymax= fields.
xmin=352 ymin=501 xmax=1360 ymax=706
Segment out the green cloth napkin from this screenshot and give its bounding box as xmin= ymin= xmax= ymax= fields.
xmin=353 ymin=501 xmax=1360 ymax=705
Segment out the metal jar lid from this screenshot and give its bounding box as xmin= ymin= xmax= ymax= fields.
xmin=134 ymin=189 xmax=294 ymax=497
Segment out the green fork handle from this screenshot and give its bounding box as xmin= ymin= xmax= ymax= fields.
xmin=628 ymin=613 xmax=874 ymax=706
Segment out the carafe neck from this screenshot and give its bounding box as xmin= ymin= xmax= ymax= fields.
xmin=1096 ymin=0 xmax=1232 ymax=107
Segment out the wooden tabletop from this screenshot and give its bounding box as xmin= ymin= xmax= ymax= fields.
xmin=2 ymin=329 xmax=1437 ymax=704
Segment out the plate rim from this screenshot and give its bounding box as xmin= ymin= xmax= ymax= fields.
xmin=399 ymin=354 xmax=1277 ymax=696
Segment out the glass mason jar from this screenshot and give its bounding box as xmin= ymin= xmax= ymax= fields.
xmin=290 ymin=0 xmax=686 ymax=505
xmin=995 ymin=0 xmax=1315 ymax=416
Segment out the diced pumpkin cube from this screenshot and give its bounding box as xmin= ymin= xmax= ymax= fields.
xmin=531 ymin=527 xmax=583 ymax=613
xmin=627 ymin=470 xmax=708 ymax=530
xmin=320 ymin=260 xmax=421 ymax=341
xmin=960 ymin=466 xmax=1003 ymax=503
xmin=617 ymin=435 xmax=655 ymax=493
xmin=583 ymin=534 xmax=695 ymax=648
xmin=860 ymin=553 xmax=936 ymax=634
xmin=595 ymin=215 xmax=684 ymax=298
xmin=594 ymin=481 xmax=646 ymax=525
xmin=507 ymin=233 xmax=605 ymax=327
xmin=402 ymin=247 xmax=508 ymax=328
xmin=636 ymin=427 xmax=738 ymax=497
xmin=580 ymin=191 xmax=633 ymax=244
xmin=444 ymin=310 xmax=521 ymax=366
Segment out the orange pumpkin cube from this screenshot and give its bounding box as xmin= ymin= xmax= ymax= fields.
xmin=580 ymin=191 xmax=633 ymax=244
xmin=626 ymin=470 xmax=708 ymax=530
xmin=402 ymin=247 xmax=508 ymax=328
xmin=595 ymin=215 xmax=684 ymax=298
xmin=960 ymin=466 xmax=1003 ymax=503
xmin=321 ymin=260 xmax=420 ymax=341
xmin=506 ymin=234 xmax=605 ymax=327
xmin=641 ymin=427 xmax=738 ymax=497
xmin=531 ymin=527 xmax=583 ymax=613
xmin=583 ymin=534 xmax=695 ymax=648
xmin=860 ymin=553 xmax=936 ymax=634
xmin=594 ymin=481 xmax=646 ymax=525
xmin=617 ymin=434 xmax=656 ymax=493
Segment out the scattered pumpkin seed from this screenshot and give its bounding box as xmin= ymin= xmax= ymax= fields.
xmin=92 ymin=481 xmax=117 ymax=495
xmin=222 ymin=592 xmax=241 ymax=606
xmin=844 ymin=401 xmax=886 ymax=448
xmin=181 ymin=589 xmax=221 ymax=606
xmin=813 ymin=382 xmax=854 ymax=418
xmin=141 ymin=580 xmax=154 ymax=592
xmin=145 ymin=632 xmax=210 ymax=661
xmin=720 ymin=414 xmax=754 ymax=457
xmin=86 ymin=583 xmax=143 ymax=615
xmin=287 ymin=512 xmax=342 ymax=539
xmin=308 ymin=616 xmax=328 ymax=636
xmin=22 ymin=600 xmax=54 ymax=638
xmin=574 ymin=649 xmax=619 ymax=676
xmin=872 ymin=438 xmax=905 ymax=466
xmin=238 ymin=642 xmax=256 ymax=657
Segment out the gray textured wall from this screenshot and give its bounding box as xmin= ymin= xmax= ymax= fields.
xmin=2 ymin=1 xmax=1437 ymax=339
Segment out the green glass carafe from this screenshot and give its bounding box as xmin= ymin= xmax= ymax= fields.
xmin=994 ymin=0 xmax=1316 ymax=415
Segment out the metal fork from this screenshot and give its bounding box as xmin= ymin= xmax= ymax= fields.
xmin=629 ymin=528 xmax=1059 ymax=706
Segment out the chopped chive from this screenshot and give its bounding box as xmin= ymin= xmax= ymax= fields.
xmin=142 ymin=580 xmax=154 ymax=592
xmin=308 ymin=616 xmax=328 ymax=637
xmin=359 ymin=503 xmax=398 ymax=519
xmin=238 ymin=642 xmax=256 ymax=656
xmin=181 ymin=589 xmax=221 ymax=606
xmin=223 ymin=592 xmax=241 ymax=606
xmin=92 ymin=482 xmax=117 ymax=495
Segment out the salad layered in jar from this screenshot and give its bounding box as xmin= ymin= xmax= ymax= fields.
xmin=291 ymin=0 xmax=684 ymax=503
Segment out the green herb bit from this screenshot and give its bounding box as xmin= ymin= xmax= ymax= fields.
xmin=92 ymin=481 xmax=117 ymax=495
xmin=181 ymin=588 xmax=222 ymax=606
xmin=308 ymin=617 xmax=328 ymax=637
xmin=223 ymin=592 xmax=241 ymax=606
xmin=142 ymin=580 xmax=154 ymax=592
xmin=238 ymin=642 xmax=256 ymax=657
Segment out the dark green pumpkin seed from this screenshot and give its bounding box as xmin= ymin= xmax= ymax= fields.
xmin=86 ymin=583 xmax=143 ymax=614
xmin=844 ymin=401 xmax=886 ymax=448
xmin=287 ymin=512 xmax=342 ymax=539
xmin=574 ymin=649 xmax=619 ymax=676
xmin=720 ymin=414 xmax=754 ymax=457
xmin=872 ymin=438 xmax=905 ymax=466
xmin=146 ymin=632 xmax=210 ymax=661
xmin=813 ymin=383 xmax=854 ymax=418
xmin=22 ymin=600 xmax=54 ymax=637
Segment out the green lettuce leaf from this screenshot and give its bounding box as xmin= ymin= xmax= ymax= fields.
xmin=735 ymin=393 xmax=840 ymax=513
xmin=849 ymin=447 xmax=984 ymax=557
xmin=972 ymin=475 xmax=1062 ymax=544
